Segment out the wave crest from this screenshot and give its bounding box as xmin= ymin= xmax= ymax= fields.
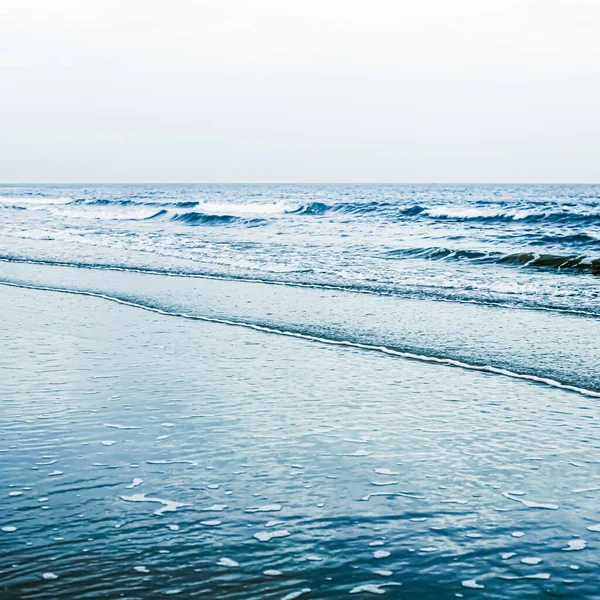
xmin=385 ymin=246 xmax=600 ymax=275
xmin=170 ymin=212 xmax=267 ymax=226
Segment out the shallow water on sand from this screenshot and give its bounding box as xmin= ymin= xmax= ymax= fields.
xmin=1 ymin=284 xmax=600 ymax=599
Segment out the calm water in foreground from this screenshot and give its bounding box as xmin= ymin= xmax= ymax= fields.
xmin=1 ymin=284 xmax=600 ymax=599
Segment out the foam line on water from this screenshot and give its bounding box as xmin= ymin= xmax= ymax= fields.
xmin=1 ymin=255 xmax=598 ymax=319
xmin=2 ymin=279 xmax=599 ymax=399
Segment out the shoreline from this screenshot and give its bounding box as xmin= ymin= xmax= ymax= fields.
xmin=1 ymin=259 xmax=599 ymax=394
xmin=1 ymin=283 xmax=599 ymax=598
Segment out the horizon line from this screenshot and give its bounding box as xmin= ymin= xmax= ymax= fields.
xmin=1 ymin=181 xmax=600 ymax=186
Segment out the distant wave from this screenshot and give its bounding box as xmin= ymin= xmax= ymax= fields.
xmin=385 ymin=246 xmax=600 ymax=274
xmin=46 ymin=206 xmax=166 ymax=221
xmin=420 ymin=205 xmax=600 ymax=223
xmin=289 ymin=200 xmax=600 ymax=224
xmin=170 ymin=211 xmax=267 ymax=226
xmin=86 ymin=200 xmax=292 ymax=214
xmin=31 ymin=197 xmax=600 ymax=227
xmin=0 ymin=195 xmax=74 ymax=206
xmin=535 ymin=233 xmax=600 ymax=248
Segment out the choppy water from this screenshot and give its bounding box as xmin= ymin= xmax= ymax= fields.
xmin=0 ymin=183 xmax=599 ymax=313
xmin=1 ymin=184 xmax=600 ymax=598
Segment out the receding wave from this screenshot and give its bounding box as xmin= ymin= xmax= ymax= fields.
xmin=385 ymin=246 xmax=600 ymax=274
xmin=1 ymin=277 xmax=599 ymax=398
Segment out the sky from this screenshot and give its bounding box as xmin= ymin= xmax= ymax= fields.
xmin=1 ymin=0 xmax=599 ymax=183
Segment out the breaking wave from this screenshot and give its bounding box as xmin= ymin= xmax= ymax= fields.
xmin=170 ymin=212 xmax=268 ymax=226
xmin=385 ymin=247 xmax=600 ymax=274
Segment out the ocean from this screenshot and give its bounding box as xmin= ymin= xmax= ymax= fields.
xmin=1 ymin=184 xmax=599 ymax=598
xmin=1 ymin=183 xmax=599 ymax=314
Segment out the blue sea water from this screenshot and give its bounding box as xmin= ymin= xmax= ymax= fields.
xmin=1 ymin=184 xmax=600 ymax=599
xmin=0 ymin=183 xmax=599 ymax=313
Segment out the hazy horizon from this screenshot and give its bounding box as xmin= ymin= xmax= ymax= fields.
xmin=2 ymin=0 xmax=599 ymax=183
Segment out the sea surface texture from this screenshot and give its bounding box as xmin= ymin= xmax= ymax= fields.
xmin=1 ymin=184 xmax=599 ymax=599
xmin=1 ymin=183 xmax=599 ymax=313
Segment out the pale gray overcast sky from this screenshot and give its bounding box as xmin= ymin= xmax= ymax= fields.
xmin=1 ymin=0 xmax=599 ymax=183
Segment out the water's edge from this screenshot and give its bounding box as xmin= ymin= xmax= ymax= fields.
xmin=2 ymin=260 xmax=598 ymax=397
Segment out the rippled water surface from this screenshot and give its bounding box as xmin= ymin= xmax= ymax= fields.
xmin=2 ymin=285 xmax=600 ymax=599
xmin=1 ymin=183 xmax=599 ymax=598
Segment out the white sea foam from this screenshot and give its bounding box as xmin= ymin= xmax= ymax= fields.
xmin=265 ymin=520 xmax=284 ymax=527
xmin=350 ymin=584 xmax=386 ymax=594
xmin=521 ymin=557 xmax=542 ymax=565
xmin=126 ymin=478 xmax=143 ymax=489
xmin=147 ymin=459 xmax=198 ymax=466
xmin=563 ymin=539 xmax=586 ymax=551
xmin=461 ymin=579 xmax=484 ymax=589
xmin=202 ymin=504 xmax=228 ymax=511
xmin=502 ymin=492 xmax=558 ymax=510
xmin=374 ymin=468 xmax=399 ymax=475
xmin=134 ymin=566 xmax=150 ymax=573
xmin=104 ymin=423 xmax=142 ymax=430
xmin=2 ymin=526 xmax=17 ymax=532
xmin=193 ymin=201 xmax=292 ymax=216
xmin=120 ymin=493 xmax=189 ymax=515
xmin=572 ymin=486 xmax=600 ymax=493
xmin=424 ymin=206 xmax=542 ymax=221
xmin=217 ymin=558 xmax=238 ymax=567
xmin=0 ymin=196 xmax=72 ymax=206
xmin=254 ymin=529 xmax=290 ymax=542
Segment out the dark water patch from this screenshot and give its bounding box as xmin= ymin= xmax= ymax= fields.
xmin=288 ymin=201 xmax=600 ymax=226
xmin=535 ymin=232 xmax=600 ymax=248
xmin=421 ymin=207 xmax=600 ymax=225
